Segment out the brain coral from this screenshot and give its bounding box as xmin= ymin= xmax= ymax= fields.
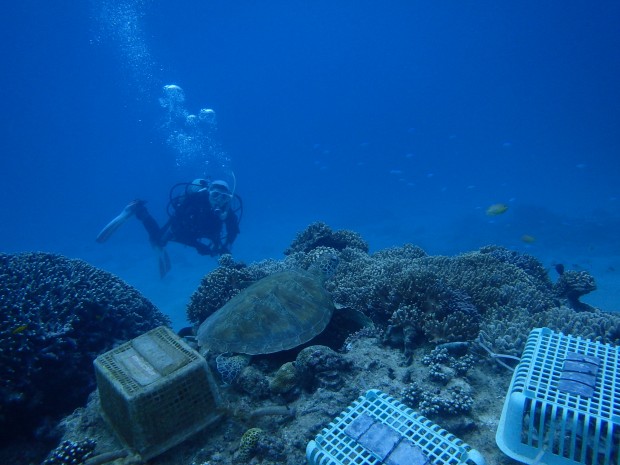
xmin=0 ymin=252 xmax=170 ymax=441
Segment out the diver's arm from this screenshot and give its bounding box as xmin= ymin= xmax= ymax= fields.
xmin=224 ymin=212 xmax=240 ymax=246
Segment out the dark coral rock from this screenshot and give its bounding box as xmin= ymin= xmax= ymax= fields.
xmin=235 ymin=366 xmax=270 ymax=399
xmin=554 ymin=270 xmax=597 ymax=311
xmin=295 ymin=345 xmax=352 ymax=391
xmin=0 ymin=252 xmax=169 ymax=442
xmin=254 ymin=433 xmax=287 ymax=462
xmin=285 ymin=222 xmax=369 ymax=255
xmin=385 ymin=304 xmax=423 ymax=357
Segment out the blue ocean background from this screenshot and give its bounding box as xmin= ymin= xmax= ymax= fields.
xmin=1 ymin=0 xmax=618 ymax=330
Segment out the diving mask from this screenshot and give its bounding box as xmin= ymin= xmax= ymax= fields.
xmin=209 ymin=187 xmax=232 ymax=220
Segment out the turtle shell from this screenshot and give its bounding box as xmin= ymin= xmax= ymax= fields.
xmin=197 ymin=269 xmax=335 ymax=355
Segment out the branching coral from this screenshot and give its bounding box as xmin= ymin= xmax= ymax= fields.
xmin=285 ymin=221 xmax=369 ymax=254
xmin=554 ymin=270 xmax=597 ymax=311
xmin=188 ymin=224 xmax=614 ymax=390
xmin=186 ymin=257 xmax=253 ymax=325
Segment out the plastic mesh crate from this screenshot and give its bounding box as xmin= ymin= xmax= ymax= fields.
xmin=94 ymin=326 xmax=222 ymax=460
xmin=306 ymin=389 xmax=485 ymax=465
xmin=496 ymin=327 xmax=620 ymax=465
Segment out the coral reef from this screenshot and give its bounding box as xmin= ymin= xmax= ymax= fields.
xmin=0 ymin=252 xmax=169 ymax=443
xmin=41 ymin=439 xmax=96 ymax=465
xmin=402 ymin=381 xmax=473 ymax=417
xmin=284 ymin=221 xmax=369 ymax=254
xmin=269 ymin=362 xmax=299 ymax=395
xmin=295 ymin=345 xmax=352 ymax=391
xmin=236 ymin=428 xmax=263 ymax=461
xmin=235 ymin=366 xmax=270 ymax=399
xmin=186 ymin=256 xmax=253 ymax=325
xmin=23 ymin=223 xmax=620 ymax=465
xmin=215 ymin=354 xmax=251 ymax=385
xmin=554 ymin=269 xmax=597 ymax=311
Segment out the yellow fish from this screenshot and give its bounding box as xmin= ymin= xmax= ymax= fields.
xmin=12 ymin=324 xmax=28 ymax=334
xmin=486 ymin=203 xmax=509 ymax=216
xmin=521 ymin=234 xmax=536 ymax=244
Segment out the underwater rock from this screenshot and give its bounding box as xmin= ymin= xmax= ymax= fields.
xmin=253 ymin=432 xmax=287 ymax=462
xmin=0 ymin=252 xmax=169 ymax=442
xmin=269 ymin=361 xmax=300 ymax=395
xmin=235 ymin=366 xmax=270 ymax=399
xmin=295 ymin=345 xmax=352 ymax=391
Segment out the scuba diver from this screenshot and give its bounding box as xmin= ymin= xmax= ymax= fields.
xmin=96 ymin=178 xmax=242 ymax=277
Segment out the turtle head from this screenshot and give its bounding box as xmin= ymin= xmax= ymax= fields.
xmin=311 ymin=250 xmax=339 ymax=281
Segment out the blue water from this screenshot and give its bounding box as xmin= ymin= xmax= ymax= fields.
xmin=2 ymin=1 xmax=619 ymax=328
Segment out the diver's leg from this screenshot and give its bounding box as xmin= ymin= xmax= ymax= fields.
xmin=134 ymin=202 xmax=165 ymax=246
xmin=144 ymin=217 xmax=173 ymax=277
xmin=96 ymin=199 xmax=146 ymax=243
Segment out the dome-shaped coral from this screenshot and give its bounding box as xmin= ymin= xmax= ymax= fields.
xmin=0 ymin=252 xmax=169 ymax=441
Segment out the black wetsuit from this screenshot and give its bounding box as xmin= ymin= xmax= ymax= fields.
xmin=135 ymin=191 xmax=240 ymax=256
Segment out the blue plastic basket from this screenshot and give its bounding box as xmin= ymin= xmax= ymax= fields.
xmin=307 ymin=389 xmax=485 ymax=465
xmin=496 ymin=327 xmax=620 ymax=465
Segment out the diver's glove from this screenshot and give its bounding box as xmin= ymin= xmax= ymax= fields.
xmin=196 ymin=242 xmax=216 ymax=256
xmin=218 ymin=245 xmax=231 ymax=255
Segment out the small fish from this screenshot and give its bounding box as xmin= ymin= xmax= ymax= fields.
xmin=486 ymin=203 xmax=509 ymax=216
xmin=12 ymin=324 xmax=28 ymax=334
xmin=521 ymin=234 xmax=536 ymax=244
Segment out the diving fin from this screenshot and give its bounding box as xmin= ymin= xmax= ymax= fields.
xmin=96 ymin=200 xmax=144 ymax=243
xmin=157 ymin=246 xmax=172 ymax=278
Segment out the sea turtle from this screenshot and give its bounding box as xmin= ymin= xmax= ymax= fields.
xmin=197 ymin=254 xmax=339 ymax=355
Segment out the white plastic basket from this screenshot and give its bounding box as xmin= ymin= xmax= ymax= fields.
xmin=496 ymin=327 xmax=620 ymax=465
xmin=307 ymin=389 xmax=485 ymax=465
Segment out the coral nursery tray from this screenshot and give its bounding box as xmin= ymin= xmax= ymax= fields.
xmin=307 ymin=389 xmax=485 ymax=465
xmin=496 ymin=327 xmax=620 ymax=465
